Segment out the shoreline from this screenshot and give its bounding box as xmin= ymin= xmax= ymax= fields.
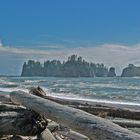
xmin=1 ymin=88 xmax=140 ymax=140
xmin=1 ymin=90 xmax=140 ymax=111
xmin=49 ymin=94 xmax=140 ymax=106
xmin=43 ymin=94 xmax=140 ymax=111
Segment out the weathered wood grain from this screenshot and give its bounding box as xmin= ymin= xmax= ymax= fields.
xmin=10 ymin=91 xmax=140 ymax=140
xmin=0 ymin=104 xmax=47 ymax=136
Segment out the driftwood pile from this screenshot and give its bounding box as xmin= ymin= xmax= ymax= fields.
xmin=0 ymin=90 xmax=89 ymax=140
xmin=1 ymin=87 xmax=140 ymax=140
xmin=0 ymin=94 xmax=47 ymax=140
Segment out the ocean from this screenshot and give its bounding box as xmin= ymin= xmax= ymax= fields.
xmin=0 ymin=76 xmax=140 ymax=105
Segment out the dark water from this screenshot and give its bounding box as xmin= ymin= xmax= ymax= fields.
xmin=0 ymin=76 xmax=140 ymax=105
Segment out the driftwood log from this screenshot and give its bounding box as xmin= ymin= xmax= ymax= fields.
xmin=30 ymin=87 xmax=140 ymax=129
xmin=47 ymin=121 xmax=89 ymax=140
xmin=56 ymin=130 xmax=90 ymax=140
xmin=38 ymin=128 xmax=56 ymax=140
xmin=111 ymin=119 xmax=140 ymax=128
xmin=10 ymin=91 xmax=140 ymax=140
xmin=0 ymin=104 xmax=47 ymax=136
xmin=30 ymin=87 xmax=140 ymax=120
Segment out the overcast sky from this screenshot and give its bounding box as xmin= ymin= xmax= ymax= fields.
xmin=0 ymin=0 xmax=140 ymax=75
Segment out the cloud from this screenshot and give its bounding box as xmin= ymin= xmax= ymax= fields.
xmin=0 ymin=44 xmax=70 ymax=75
xmin=74 ymin=44 xmax=140 ymax=74
xmin=1 ymin=42 xmax=140 ymax=75
xmin=0 ymin=44 xmax=49 ymax=55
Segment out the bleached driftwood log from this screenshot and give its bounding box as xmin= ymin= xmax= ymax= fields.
xmin=53 ymin=134 xmax=63 ymax=140
xmin=30 ymin=87 xmax=140 ymax=120
xmin=0 ymin=104 xmax=47 ymax=136
xmin=56 ymin=130 xmax=90 ymax=140
xmin=47 ymin=121 xmax=89 ymax=140
xmin=10 ymin=91 xmax=140 ymax=140
xmin=111 ymin=119 xmax=140 ymax=128
xmin=0 ymin=103 xmax=26 ymax=112
xmin=38 ymin=128 xmax=56 ymax=140
xmin=128 ymin=128 xmax=140 ymax=134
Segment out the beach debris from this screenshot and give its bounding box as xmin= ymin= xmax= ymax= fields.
xmin=10 ymin=91 xmax=140 ymax=140
xmin=29 ymin=86 xmax=46 ymax=97
xmin=37 ymin=128 xmax=56 ymax=140
xmin=10 ymin=135 xmax=24 ymax=140
xmin=98 ymin=111 xmax=108 ymax=118
xmin=0 ymin=104 xmax=47 ymax=136
xmin=29 ymin=87 xmax=140 ymax=120
xmin=1 ymin=87 xmax=140 ymax=140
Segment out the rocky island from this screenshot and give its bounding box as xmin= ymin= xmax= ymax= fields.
xmin=21 ymin=55 xmax=116 ymax=77
xmin=121 ymin=64 xmax=140 ymax=77
xmin=107 ymin=67 xmax=116 ymax=77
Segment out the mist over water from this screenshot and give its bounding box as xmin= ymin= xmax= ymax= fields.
xmin=0 ymin=76 xmax=140 ymax=105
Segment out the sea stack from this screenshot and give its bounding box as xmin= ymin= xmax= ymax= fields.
xmin=121 ymin=64 xmax=140 ymax=77
xmin=108 ymin=67 xmax=116 ymax=77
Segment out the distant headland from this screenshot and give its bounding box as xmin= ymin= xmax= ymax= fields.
xmin=21 ymin=55 xmax=116 ymax=77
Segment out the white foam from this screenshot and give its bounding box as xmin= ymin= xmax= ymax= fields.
xmin=91 ymin=83 xmax=140 ymax=90
xmin=0 ymin=87 xmax=28 ymax=93
xmin=42 ymin=86 xmax=140 ymax=106
xmin=0 ymin=81 xmax=17 ymax=86
xmin=24 ymin=80 xmax=46 ymax=83
xmin=0 ymin=77 xmax=17 ymax=86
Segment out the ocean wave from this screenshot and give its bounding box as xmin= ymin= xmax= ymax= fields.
xmin=0 ymin=87 xmax=28 ymax=93
xmin=91 ymin=83 xmax=140 ymax=90
xmin=0 ymin=80 xmax=17 ymax=85
xmin=24 ymin=80 xmax=46 ymax=83
xmin=0 ymin=76 xmax=140 ymax=105
xmin=46 ymin=94 xmax=140 ymax=106
xmin=42 ymin=87 xmax=80 ymax=98
xmin=42 ymin=85 xmax=140 ymax=105
xmin=48 ymin=92 xmax=81 ymax=99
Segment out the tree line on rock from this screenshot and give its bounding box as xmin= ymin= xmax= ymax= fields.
xmin=21 ymin=55 xmax=116 ymax=77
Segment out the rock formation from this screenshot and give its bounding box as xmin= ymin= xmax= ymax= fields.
xmin=121 ymin=64 xmax=140 ymax=77
xmin=108 ymin=67 xmax=116 ymax=77
xmin=21 ymin=55 xmax=109 ymax=77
